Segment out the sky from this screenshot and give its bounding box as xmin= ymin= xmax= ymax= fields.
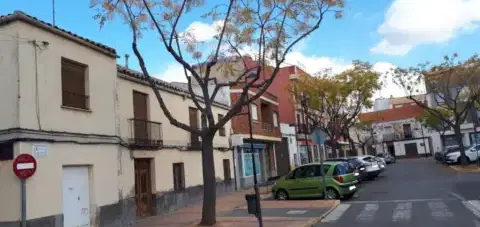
xmin=2 ymin=0 xmax=480 ymax=99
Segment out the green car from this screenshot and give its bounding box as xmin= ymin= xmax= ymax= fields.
xmin=272 ymin=161 xmax=358 ymax=200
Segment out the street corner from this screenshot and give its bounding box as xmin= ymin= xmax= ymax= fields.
xmin=217 ymin=199 xmax=340 ymax=227
xmin=450 ymin=164 xmax=480 ymax=173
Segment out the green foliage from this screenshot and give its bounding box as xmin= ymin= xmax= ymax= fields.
xmin=293 ymin=61 xmax=381 ymax=137
xmin=417 ymin=106 xmax=452 ymax=132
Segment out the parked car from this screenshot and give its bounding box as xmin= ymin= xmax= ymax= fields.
xmin=444 ymin=145 xmax=480 ymax=164
xmin=327 ymin=157 xmax=367 ymax=182
xmin=376 ymin=152 xmax=396 ymax=164
xmin=272 ymin=161 xmax=358 ymax=200
xmin=435 ymin=145 xmax=459 ymax=162
xmin=351 ymin=156 xmax=382 ymax=180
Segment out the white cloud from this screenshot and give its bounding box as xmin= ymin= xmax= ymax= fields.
xmin=182 ymin=21 xmax=223 ymax=42
xmin=156 ymin=63 xmax=188 ymax=82
xmin=371 ymin=0 xmax=480 ymax=55
xmin=284 ymin=51 xmax=353 ymax=75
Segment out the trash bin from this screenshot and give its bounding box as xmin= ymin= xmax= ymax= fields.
xmin=245 ymin=194 xmax=257 ymax=215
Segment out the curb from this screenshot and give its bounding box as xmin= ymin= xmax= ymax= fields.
xmin=450 ymin=165 xmax=480 ymax=173
xmin=298 ymin=200 xmax=340 ymax=227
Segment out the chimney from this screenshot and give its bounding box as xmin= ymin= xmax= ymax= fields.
xmin=125 ymin=54 xmax=130 ymax=68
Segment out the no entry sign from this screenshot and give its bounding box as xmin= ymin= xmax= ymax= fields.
xmin=13 ymin=154 xmax=37 ymax=179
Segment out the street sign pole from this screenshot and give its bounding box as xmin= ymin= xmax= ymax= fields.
xmin=12 ymin=153 xmax=37 ymax=227
xmin=21 ymin=178 xmax=26 ymax=227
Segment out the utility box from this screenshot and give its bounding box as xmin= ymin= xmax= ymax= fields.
xmin=245 ymin=194 xmax=257 ymax=215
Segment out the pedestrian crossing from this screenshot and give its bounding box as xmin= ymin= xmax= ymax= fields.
xmin=321 ymin=199 xmax=480 ymax=225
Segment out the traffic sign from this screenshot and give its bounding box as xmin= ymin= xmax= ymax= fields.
xmin=13 ymin=154 xmax=37 ymax=179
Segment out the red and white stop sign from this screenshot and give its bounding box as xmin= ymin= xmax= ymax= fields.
xmin=12 ymin=154 xmax=37 ymax=179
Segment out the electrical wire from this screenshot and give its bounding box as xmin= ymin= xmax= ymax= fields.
xmin=32 ymin=40 xmax=42 ymax=130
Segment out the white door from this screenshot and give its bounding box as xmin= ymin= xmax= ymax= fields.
xmin=62 ymin=167 xmax=90 ymax=227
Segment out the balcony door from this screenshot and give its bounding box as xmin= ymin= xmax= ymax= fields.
xmin=133 ymin=91 xmax=149 ymax=144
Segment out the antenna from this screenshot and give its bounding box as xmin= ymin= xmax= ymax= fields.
xmin=52 ymin=0 xmax=56 ymax=26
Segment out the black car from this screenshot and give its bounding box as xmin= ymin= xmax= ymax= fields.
xmin=326 ymin=157 xmax=368 ymax=182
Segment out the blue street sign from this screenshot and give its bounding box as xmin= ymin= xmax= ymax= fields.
xmin=312 ymin=128 xmax=326 ymax=145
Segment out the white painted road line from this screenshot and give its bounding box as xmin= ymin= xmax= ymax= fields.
xmin=392 ymin=202 xmax=412 ymax=222
xmin=322 ymin=204 xmax=351 ymax=223
xmin=346 ymin=198 xmax=455 ymax=204
xmin=450 ymin=191 xmax=467 ymax=201
xmin=356 ymin=204 xmax=379 ymax=222
xmin=428 ymin=201 xmax=454 ymax=220
xmin=286 ymin=210 xmax=307 ymax=215
xmin=463 ymin=200 xmax=480 ymax=219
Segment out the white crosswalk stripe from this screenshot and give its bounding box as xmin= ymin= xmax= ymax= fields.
xmin=321 ymin=200 xmax=476 ymax=223
xmin=356 ymin=203 xmax=379 ymax=222
xmin=322 ymin=204 xmax=351 ymax=222
xmin=428 ymin=201 xmax=454 ymax=220
xmin=392 ymin=202 xmax=412 ymax=222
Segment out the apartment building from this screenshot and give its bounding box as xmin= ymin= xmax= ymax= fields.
xmin=0 ymin=11 xmax=233 ymax=227
xmin=359 ymin=105 xmax=431 ymax=158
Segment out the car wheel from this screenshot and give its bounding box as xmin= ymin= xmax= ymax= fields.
xmin=324 ymin=188 xmax=339 ymax=200
xmin=458 ymin=156 xmax=470 ymax=165
xmin=276 ymin=189 xmax=289 ymax=200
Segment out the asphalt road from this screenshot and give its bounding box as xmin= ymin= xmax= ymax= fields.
xmin=316 ymin=158 xmax=480 ymax=227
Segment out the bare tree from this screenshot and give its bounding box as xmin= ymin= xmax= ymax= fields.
xmin=92 ymin=0 xmax=344 ymax=224
xmin=392 ymin=54 xmax=480 ymax=165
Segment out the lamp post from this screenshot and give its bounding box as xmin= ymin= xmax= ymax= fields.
xmin=245 ymin=72 xmax=263 ymax=227
xmin=300 ymin=94 xmax=312 ymax=163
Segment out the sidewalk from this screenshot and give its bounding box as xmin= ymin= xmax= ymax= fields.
xmin=135 ymin=188 xmax=338 ymax=227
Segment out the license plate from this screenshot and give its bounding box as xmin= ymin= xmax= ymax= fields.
xmin=354 ymin=172 xmax=359 ymax=176
xmin=372 ymin=165 xmax=378 ymax=168
xmin=349 ymin=185 xmax=356 ymax=190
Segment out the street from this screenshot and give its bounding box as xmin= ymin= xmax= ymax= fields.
xmin=317 ymin=158 xmax=480 ymax=227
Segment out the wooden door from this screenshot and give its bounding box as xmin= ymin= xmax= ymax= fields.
xmin=133 ymin=91 xmax=148 ymax=143
xmin=134 ymin=159 xmax=153 ymax=218
xmin=275 ymin=138 xmax=291 ymax=176
xmin=189 ymin=107 xmax=199 ymax=145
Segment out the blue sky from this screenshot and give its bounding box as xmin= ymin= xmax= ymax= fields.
xmin=2 ymin=0 xmax=480 ymax=98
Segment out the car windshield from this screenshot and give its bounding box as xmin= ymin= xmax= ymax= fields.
xmin=377 ymin=153 xmax=385 ymax=157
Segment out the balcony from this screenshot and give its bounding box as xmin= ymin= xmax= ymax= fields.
xmin=129 ymin=119 xmax=163 ymax=149
xmin=235 ymin=122 xmax=281 ymax=138
xmin=296 ymin=124 xmax=311 ymax=135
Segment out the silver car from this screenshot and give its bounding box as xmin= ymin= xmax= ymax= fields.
xmin=376 ymin=152 xmax=396 ymax=164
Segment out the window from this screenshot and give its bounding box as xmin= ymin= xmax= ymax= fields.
xmin=333 ymin=163 xmax=350 ymax=176
xmin=223 ymin=159 xmax=231 ymax=180
xmin=403 ymin=124 xmax=412 ymax=138
xmin=218 ymin=114 xmax=226 ymax=137
xmin=273 ymin=112 xmax=278 ymax=127
xmin=250 ymin=104 xmax=258 ymax=121
xmin=0 ymin=142 xmax=13 ymax=161
xmin=313 ymin=165 xmax=330 ymax=177
xmin=173 ymin=163 xmax=185 ymax=191
xmin=61 ymin=58 xmax=89 ymax=110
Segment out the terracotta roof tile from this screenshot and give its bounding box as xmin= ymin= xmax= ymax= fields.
xmin=0 ymin=11 xmax=117 ymax=57
xmin=360 ymin=105 xmax=425 ymax=123
xmin=117 ymin=65 xmax=229 ymax=109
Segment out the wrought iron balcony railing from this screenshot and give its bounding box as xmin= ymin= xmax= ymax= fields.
xmin=129 ymin=119 xmax=163 ymax=149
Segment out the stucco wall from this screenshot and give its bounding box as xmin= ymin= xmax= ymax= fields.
xmin=0 ymin=24 xmax=20 ymax=130
xmin=0 ymin=142 xmax=132 ymax=222
xmin=133 ymin=149 xmax=233 ymax=193
xmin=116 ymin=77 xmax=231 ymax=147
xmin=14 ymin=21 xmax=117 ymax=135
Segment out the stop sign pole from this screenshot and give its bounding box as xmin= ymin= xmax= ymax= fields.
xmin=13 ymin=154 xmax=37 ymax=227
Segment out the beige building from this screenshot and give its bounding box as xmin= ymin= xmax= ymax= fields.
xmin=0 ymin=11 xmax=233 ymax=227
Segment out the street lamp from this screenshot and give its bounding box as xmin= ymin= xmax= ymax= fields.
xmin=245 ymin=72 xmax=263 ymax=227
xmin=300 ymin=94 xmax=312 ymax=163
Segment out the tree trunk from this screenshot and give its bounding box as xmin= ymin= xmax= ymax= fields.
xmin=361 ymin=145 xmax=366 ymax=156
xmin=199 ymin=135 xmax=216 ymax=225
xmin=454 ymin=125 xmax=469 ymax=166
